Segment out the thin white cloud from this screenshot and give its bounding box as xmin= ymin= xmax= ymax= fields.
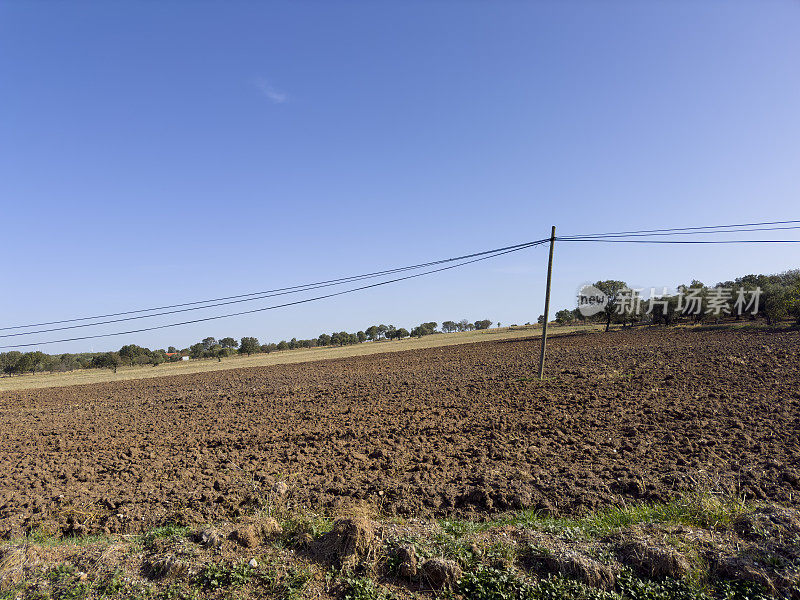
xmin=253 ymin=77 xmax=288 ymax=104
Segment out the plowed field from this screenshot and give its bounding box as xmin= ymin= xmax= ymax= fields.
xmin=1 ymin=328 xmax=798 ymax=538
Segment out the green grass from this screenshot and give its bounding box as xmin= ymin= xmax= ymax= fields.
xmin=191 ymin=559 xmax=313 ymax=598
xmin=139 ymin=523 xmax=192 ymax=550
xmin=446 ymin=493 xmax=748 ymax=540
xmin=193 ymin=561 xmax=256 ymax=590
xmin=279 ymin=512 xmax=334 ymax=539
xmin=456 ymin=566 xmax=779 ymax=600
xmin=37 ymin=564 xmax=155 ymax=600
xmin=340 ymin=574 xmax=391 ymax=600
xmin=13 ymin=529 xmax=111 ymax=547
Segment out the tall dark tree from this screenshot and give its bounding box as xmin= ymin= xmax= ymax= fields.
xmin=15 ymin=351 xmax=48 ymax=374
xmin=554 ymin=310 xmax=572 ymax=325
xmin=594 ymin=280 xmax=628 ymax=332
xmin=239 ymin=337 xmax=260 ymax=355
xmin=91 ymin=352 xmax=121 ymax=373
xmin=119 ymin=344 xmax=150 ymax=366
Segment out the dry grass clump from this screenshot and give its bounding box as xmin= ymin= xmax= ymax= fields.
xmin=314 ymin=517 xmax=376 ymax=569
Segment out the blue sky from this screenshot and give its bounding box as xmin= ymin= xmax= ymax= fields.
xmin=1 ymin=1 xmax=799 ymax=354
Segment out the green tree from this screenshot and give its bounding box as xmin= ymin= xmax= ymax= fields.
xmin=219 ymin=337 xmax=238 ymax=349
xmin=649 ymin=294 xmax=680 ymax=326
xmin=442 ymin=321 xmax=456 ymax=333
xmin=150 ymin=350 xmax=167 ymax=366
xmin=333 ymin=332 xmax=351 ymax=346
xmin=0 ymin=351 xmax=22 ymax=375
xmin=594 ymin=280 xmax=628 ymax=332
xmin=91 ymin=352 xmax=121 ymax=373
xmin=357 ymin=331 xmax=366 ymax=343
xmin=15 ymin=351 xmax=48 ymax=374
xmin=119 ymin=344 xmax=150 ymax=366
xmin=675 ymin=281 xmax=708 ymax=323
xmin=474 ymin=319 xmax=493 ymax=330
xmin=365 ymin=325 xmax=379 ymax=341
xmin=759 ymin=283 xmax=788 ymax=325
xmin=239 ymin=337 xmax=260 ymax=355
xmin=554 ymin=309 xmax=573 ymax=325
xmin=276 ymin=340 xmax=289 ymax=351
xmin=411 ymin=322 xmax=438 ymax=337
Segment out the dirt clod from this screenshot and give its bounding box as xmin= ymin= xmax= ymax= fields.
xmin=536 ymin=550 xmax=616 ymax=590
xmin=231 ymin=517 xmax=282 ymax=548
xmin=198 ymin=527 xmax=224 ymax=549
xmin=396 ymin=544 xmax=417 ymax=578
xmin=143 ymin=554 xmax=190 ymax=580
xmin=713 ymin=555 xmax=776 ymax=594
xmin=733 ymin=504 xmax=800 ymax=542
xmin=315 ymin=517 xmax=375 ymax=569
xmin=0 ymin=545 xmax=38 ymax=591
xmin=420 ymin=558 xmax=461 ymax=590
xmin=617 ymin=538 xmax=691 ymax=580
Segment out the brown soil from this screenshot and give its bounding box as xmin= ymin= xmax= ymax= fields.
xmin=1 ymin=328 xmax=799 ymax=537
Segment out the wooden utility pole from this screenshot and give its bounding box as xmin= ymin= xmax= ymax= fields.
xmin=538 ymin=226 xmax=556 ymax=380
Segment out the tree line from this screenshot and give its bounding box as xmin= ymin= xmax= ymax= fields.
xmin=0 ymin=318 xmax=496 ymax=376
xmin=550 ymin=269 xmax=800 ymax=331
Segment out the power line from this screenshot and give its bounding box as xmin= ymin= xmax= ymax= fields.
xmin=557 ymin=238 xmax=800 ymax=244
xmin=7 ymin=219 xmax=797 ymax=336
xmin=0 ymin=240 xmax=540 ymax=335
xmin=557 ymin=225 xmax=800 ymax=240
xmin=0 ymin=240 xmax=547 ymax=349
xmin=5 ymin=217 xmax=799 ymax=350
xmin=559 ymin=219 xmax=800 ymax=239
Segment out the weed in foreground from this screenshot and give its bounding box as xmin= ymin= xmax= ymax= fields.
xmin=456 ymin=566 xmax=780 ymax=600
xmin=340 ymin=574 xmax=390 ymax=600
xmin=140 ymin=524 xmax=192 ymax=550
xmin=193 ymin=561 xmax=256 ymax=590
xmin=452 ymin=493 xmax=747 ymax=540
